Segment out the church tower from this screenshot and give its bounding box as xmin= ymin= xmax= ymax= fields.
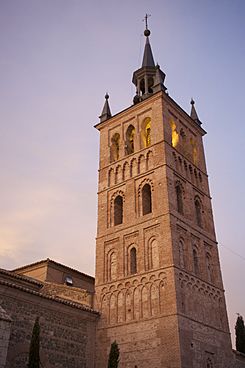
xmin=95 ymin=21 xmax=233 ymax=368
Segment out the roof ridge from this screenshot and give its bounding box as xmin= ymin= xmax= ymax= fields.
xmin=13 ymin=258 xmax=95 ymax=280
xmin=0 ymin=268 xmax=43 ymax=286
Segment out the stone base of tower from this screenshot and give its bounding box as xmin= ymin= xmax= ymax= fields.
xmin=95 ymin=315 xmax=182 ymax=368
xmin=96 ymin=315 xmax=236 ymax=368
xmin=178 ymin=316 xmax=234 ymax=368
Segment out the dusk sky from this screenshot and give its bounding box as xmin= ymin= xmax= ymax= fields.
xmin=0 ymin=0 xmax=244 ymax=346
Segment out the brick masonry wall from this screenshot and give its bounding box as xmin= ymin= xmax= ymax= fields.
xmin=179 ymin=315 xmax=234 ymax=368
xmin=0 ymin=307 xmax=12 ymax=368
xmin=233 ymin=351 xmax=245 ymax=368
xmin=96 ymin=315 xmax=181 ymax=368
xmin=0 ymin=285 xmax=98 ymax=368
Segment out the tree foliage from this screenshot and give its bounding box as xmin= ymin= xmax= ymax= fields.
xmin=108 ymin=340 xmax=120 ymax=368
xmin=28 ymin=316 xmax=40 ymax=368
xmin=235 ymin=314 xmax=245 ymax=354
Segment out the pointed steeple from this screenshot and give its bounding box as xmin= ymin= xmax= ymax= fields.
xmin=190 ymin=99 xmax=202 ymax=125
xmin=142 ymin=30 xmax=155 ymax=68
xmin=132 ymin=16 xmax=166 ymax=104
xmin=99 ymin=93 xmax=112 ymax=123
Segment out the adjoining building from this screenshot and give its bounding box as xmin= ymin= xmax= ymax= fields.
xmin=0 ymin=260 xmax=98 ymax=368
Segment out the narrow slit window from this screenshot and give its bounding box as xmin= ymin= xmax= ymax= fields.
xmin=176 ymin=184 xmax=183 ymax=214
xmin=142 ymin=183 xmax=152 ymax=215
xmin=130 ymin=247 xmax=137 ymax=274
xmin=114 ymin=195 xmax=123 ymax=225
xmin=179 ymin=240 xmax=185 ymax=268
xmin=195 ymin=198 xmax=202 ymax=227
xmin=206 ymin=253 xmax=212 ymax=282
xmin=109 ymin=252 xmax=117 ymax=281
xmin=193 ymin=247 xmax=199 ymax=275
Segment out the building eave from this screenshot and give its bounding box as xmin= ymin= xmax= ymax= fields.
xmin=13 ymin=258 xmax=95 ymax=281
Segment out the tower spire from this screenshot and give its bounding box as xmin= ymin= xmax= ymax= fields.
xmin=132 ymin=17 xmax=166 ymax=104
xmin=142 ymin=14 xmax=155 ymax=68
xmin=99 ymin=93 xmax=112 ymax=123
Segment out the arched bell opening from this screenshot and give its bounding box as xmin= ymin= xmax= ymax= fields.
xmin=140 ymin=78 xmax=145 ymax=95
xmin=148 ymin=76 xmax=154 ymax=93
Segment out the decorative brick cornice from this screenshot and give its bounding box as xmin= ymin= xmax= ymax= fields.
xmin=0 ymin=279 xmax=99 ymax=315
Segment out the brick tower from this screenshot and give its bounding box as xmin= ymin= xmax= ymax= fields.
xmin=95 ymin=22 xmax=233 ymax=368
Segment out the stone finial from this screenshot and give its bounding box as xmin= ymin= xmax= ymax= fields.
xmin=143 ymin=13 xmax=151 ymax=37
xmin=190 ymin=98 xmax=202 ymax=125
xmin=99 ymin=93 xmax=112 ymax=123
xmin=152 ymin=64 xmax=166 ymax=93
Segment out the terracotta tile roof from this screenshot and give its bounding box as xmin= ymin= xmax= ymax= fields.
xmin=0 ymin=268 xmax=43 ymax=286
xmin=13 ymin=258 xmax=95 ymax=281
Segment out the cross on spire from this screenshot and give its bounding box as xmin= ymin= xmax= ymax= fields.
xmin=143 ymin=13 xmax=151 ymax=30
xmin=143 ymin=14 xmax=151 ymax=37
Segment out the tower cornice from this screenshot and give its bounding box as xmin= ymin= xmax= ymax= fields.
xmin=94 ymin=91 xmax=206 ymax=136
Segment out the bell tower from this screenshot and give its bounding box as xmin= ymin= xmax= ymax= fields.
xmin=95 ymin=22 xmax=233 ymax=368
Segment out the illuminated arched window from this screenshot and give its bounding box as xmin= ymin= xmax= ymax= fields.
xmin=125 ymin=125 xmax=135 ymax=155
xmin=130 ymin=247 xmax=137 ymax=274
xmin=110 ymin=133 xmax=120 ymax=162
xmin=176 ymin=183 xmax=183 ymax=214
xmin=114 ymin=195 xmax=123 ymax=225
xmin=141 ymin=117 xmax=151 ymax=148
xmin=146 ymin=126 xmax=151 ymax=146
xmin=193 ymin=247 xmax=199 ymax=275
xmin=194 ymin=197 xmax=202 ymax=227
xmin=142 ymin=183 xmax=152 ymax=215
xmin=171 ymin=120 xmax=179 ymax=147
